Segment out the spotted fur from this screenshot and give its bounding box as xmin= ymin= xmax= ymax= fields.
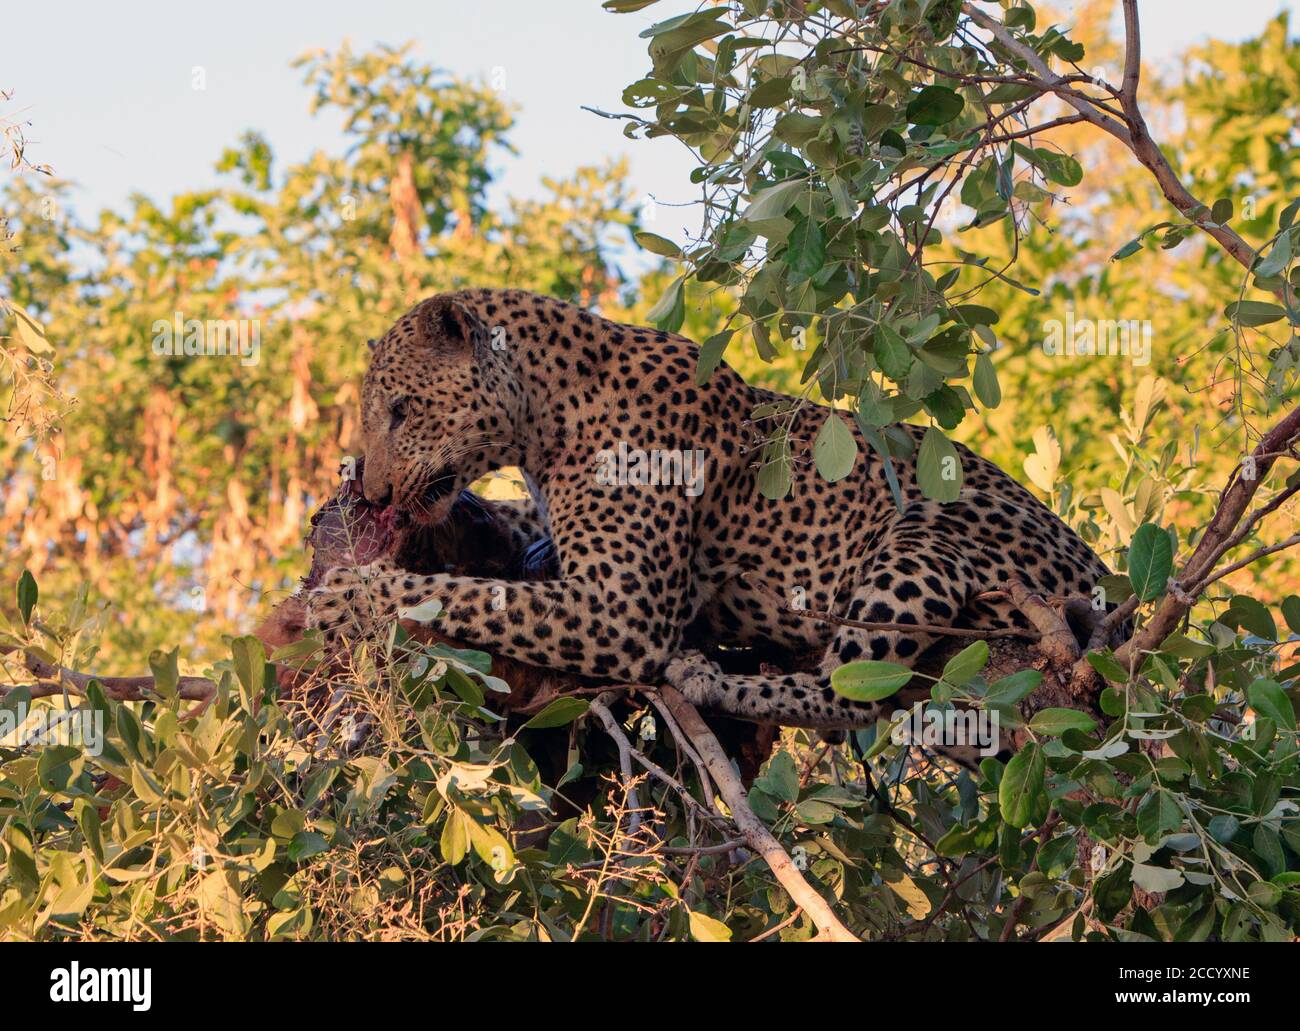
xmin=308 ymin=288 xmax=1111 ymax=728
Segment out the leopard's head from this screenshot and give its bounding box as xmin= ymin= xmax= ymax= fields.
xmin=360 ymin=294 xmax=517 ymax=525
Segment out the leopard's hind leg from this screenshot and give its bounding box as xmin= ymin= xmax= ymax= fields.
xmin=667 ymin=501 xmax=1005 ymax=728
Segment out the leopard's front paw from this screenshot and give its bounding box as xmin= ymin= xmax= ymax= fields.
xmin=306 ymin=559 xmax=403 ymax=648
xmin=664 ymin=649 xmax=725 ymax=709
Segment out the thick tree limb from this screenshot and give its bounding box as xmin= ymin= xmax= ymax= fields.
xmin=655 ymin=683 xmax=860 ymax=942
xmin=6 ymin=653 xmax=217 ymax=704
xmin=1113 ymin=406 xmax=1300 ymax=665
xmin=1005 ymin=579 xmax=1079 ymax=665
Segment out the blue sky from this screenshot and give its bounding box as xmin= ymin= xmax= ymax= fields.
xmin=4 ymin=0 xmax=1296 ymax=247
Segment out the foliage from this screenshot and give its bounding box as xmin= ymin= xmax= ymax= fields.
xmin=609 ymin=0 xmax=1300 ymax=519
xmin=2 ymin=565 xmax=1299 ymax=940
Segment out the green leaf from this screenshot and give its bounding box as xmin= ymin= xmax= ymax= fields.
xmin=687 ymin=908 xmax=733 ymax=942
xmin=744 ymin=179 xmax=803 ymax=222
xmin=827 ymin=175 xmax=856 ymax=219
xmin=16 ymin=569 xmax=37 ymax=623
xmin=831 ymin=660 xmax=912 ymax=702
xmin=0 ymin=684 xmax=31 ymax=722
xmin=749 ymin=76 xmax=793 ymax=109
xmin=1012 ymin=142 xmax=1082 ymax=187
xmin=757 ymin=434 xmax=792 ymax=500
xmin=1207 ymin=814 xmax=1240 ymax=843
xmin=1281 ymin=595 xmax=1300 ymax=635
xmin=1130 ymin=862 xmax=1184 ymax=893
xmin=922 ymin=385 xmax=964 ymax=430
xmin=972 ymin=352 xmax=1001 ymax=407
xmin=1253 ymin=825 xmax=1285 ymax=879
xmin=874 ymin=325 xmax=913 ymax=381
xmin=696 ymin=330 xmax=733 ymax=386
xmin=634 ymin=230 xmax=682 ymax=258
xmin=270 ymin=633 xmax=324 ymax=664
xmin=75 ymin=800 xmax=104 ymax=862
xmin=785 ymin=217 xmax=826 ymax=279
xmin=645 ymin=274 xmax=685 ymax=331
xmin=812 ymin=412 xmax=858 ymax=482
xmin=398 ymin=597 xmax=442 ymax=622
xmin=1127 ymin=523 xmax=1173 ymax=601
xmin=37 ymin=745 xmax=83 ymax=793
xmin=148 ymin=646 xmax=180 ymax=702
xmin=758 ymin=751 xmax=799 ymax=804
xmin=1247 ymin=678 xmax=1296 ymax=730
xmin=1224 ymin=300 xmax=1286 ymax=327
xmin=999 ymin=743 xmax=1045 ymax=829
xmin=1023 ymin=425 xmax=1060 ymax=492
xmin=1028 ymin=707 xmax=1097 ymax=736
xmin=906 ymin=85 xmax=964 ymax=126
xmin=1136 ymin=790 xmax=1182 ymax=843
xmin=231 ymin=634 xmax=269 ymax=702
xmin=1229 ymin=595 xmax=1277 ymax=641
xmin=983 ymin=669 xmax=1042 ymax=707
xmin=9 ymin=303 xmax=53 ymax=354
xmin=857 ymin=420 xmax=907 ymax=513
xmin=1254 ymin=230 xmax=1292 ymax=278
xmin=941 ymin=641 xmax=989 ymax=686
xmin=1085 ymin=649 xmax=1130 ymax=683
xmin=288 ymin=831 xmax=330 ymax=862
xmin=916 ymin=425 xmax=962 ymax=502
xmin=524 ymin=697 xmax=591 ymax=729
xmin=1211 ymin=197 xmax=1233 ymax=224
xmin=796 ymin=799 xmax=838 ymax=824
xmin=1110 ymin=238 xmax=1144 ymax=261
xmin=440 ymin=811 xmax=468 ymax=865
xmin=48 ymin=876 xmax=95 ymax=925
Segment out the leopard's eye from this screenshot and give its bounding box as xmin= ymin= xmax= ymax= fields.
xmin=389 ymin=396 xmax=410 ymax=427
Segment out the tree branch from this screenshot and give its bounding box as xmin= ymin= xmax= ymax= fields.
xmin=655 ymin=684 xmax=861 ymax=942
xmin=6 ymin=653 xmax=216 ymax=703
xmin=1113 ymin=406 xmax=1300 ymax=665
xmin=588 ymin=694 xmax=645 ymax=836
xmin=963 ymin=1 xmax=1262 ymax=272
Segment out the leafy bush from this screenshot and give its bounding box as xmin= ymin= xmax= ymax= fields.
xmin=3 ymin=565 xmax=1297 ymax=941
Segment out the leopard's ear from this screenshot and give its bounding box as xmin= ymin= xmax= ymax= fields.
xmin=417 ymin=295 xmax=489 ymax=360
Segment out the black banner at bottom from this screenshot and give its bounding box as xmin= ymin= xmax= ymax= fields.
xmin=0 ymin=942 xmax=1291 ymax=1015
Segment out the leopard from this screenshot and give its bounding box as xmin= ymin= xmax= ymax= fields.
xmin=306 ymin=287 xmax=1112 ymax=730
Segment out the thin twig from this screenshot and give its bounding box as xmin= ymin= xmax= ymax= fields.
xmin=588 ymin=694 xmax=645 ymax=836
